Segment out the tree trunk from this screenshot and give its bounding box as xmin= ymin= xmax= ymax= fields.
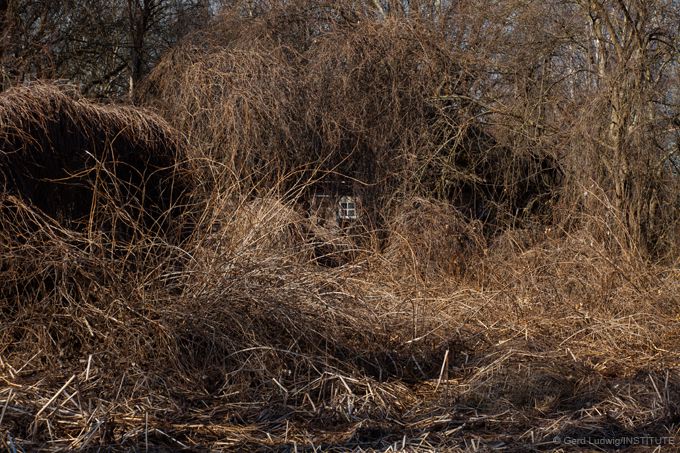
xmin=581 ymin=0 xmax=664 ymax=254
xmin=0 ymin=0 xmax=11 ymax=90
xmin=127 ymin=0 xmax=151 ymax=98
xmin=0 ymin=0 xmax=9 ymax=59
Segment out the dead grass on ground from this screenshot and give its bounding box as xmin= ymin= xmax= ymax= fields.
xmin=1 ymin=185 xmax=678 ymax=450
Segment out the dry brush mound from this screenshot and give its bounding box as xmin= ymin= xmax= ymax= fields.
xmin=141 ymin=5 xmax=562 ymax=235
xmin=382 ymin=197 xmax=486 ymax=279
xmin=0 ymin=83 xmax=193 ymax=242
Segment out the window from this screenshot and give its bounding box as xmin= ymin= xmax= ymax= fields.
xmin=338 ymin=196 xmax=357 ymax=220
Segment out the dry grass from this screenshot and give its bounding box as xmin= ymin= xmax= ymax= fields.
xmin=1 ymin=6 xmax=679 ymax=453
xmin=382 ymin=197 xmax=486 ymax=280
xmin=1 ymin=185 xmax=678 ymax=451
xmin=0 ymin=82 xmax=193 ymax=242
xmin=141 ymin=4 xmax=562 ymax=232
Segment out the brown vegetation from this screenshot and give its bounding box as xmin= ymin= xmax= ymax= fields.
xmin=0 ymin=83 xmax=193 ymax=242
xmin=1 ymin=1 xmax=678 ymax=451
xmin=141 ymin=4 xmax=563 ymax=235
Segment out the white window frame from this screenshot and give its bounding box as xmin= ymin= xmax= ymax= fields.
xmin=337 ymin=196 xmax=357 ymax=220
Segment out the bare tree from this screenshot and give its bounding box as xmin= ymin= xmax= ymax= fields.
xmin=435 ymin=0 xmax=678 ymax=255
xmin=573 ymin=0 xmax=679 ymax=253
xmin=0 ymin=0 xmax=211 ymax=96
